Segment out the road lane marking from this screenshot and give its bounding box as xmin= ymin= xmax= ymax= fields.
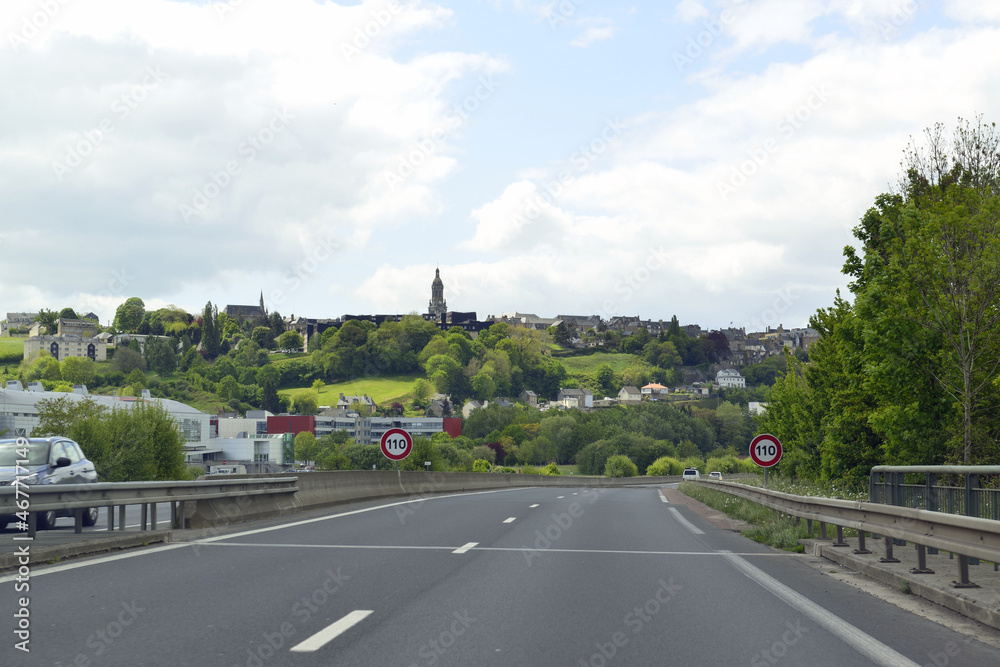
xmin=186 ymin=542 xmax=788 ymax=557
xmin=668 ymin=507 xmax=705 ymax=535
xmin=557 ymin=495 xmax=564 ymax=499
xmin=0 ymin=488 xmax=527 ymax=581
xmin=720 ymin=552 xmax=920 ymax=667
xmin=503 ymin=517 xmax=517 ymax=523
xmin=290 ymin=610 xmax=372 ymax=652
xmin=453 ymin=542 xmax=478 ymax=554
xmin=529 ymin=504 xmax=539 ymax=508
xmin=658 ymin=491 xmax=669 ymax=503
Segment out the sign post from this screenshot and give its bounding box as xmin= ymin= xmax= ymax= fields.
xmin=748 ymin=433 xmax=783 ymax=488
xmin=380 ymin=428 xmax=413 ymax=471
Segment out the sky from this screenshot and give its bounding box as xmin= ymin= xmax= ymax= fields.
xmin=2 ymin=0 xmax=999 ymax=332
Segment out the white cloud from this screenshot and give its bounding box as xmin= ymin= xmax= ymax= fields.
xmin=570 ymin=19 xmax=618 ymax=47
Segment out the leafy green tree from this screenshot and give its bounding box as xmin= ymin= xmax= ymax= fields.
xmin=277 ymin=330 xmax=304 ymax=350
xmin=114 ymin=297 xmax=146 ymax=333
xmin=201 ymin=301 xmax=221 ymax=358
xmin=294 ymin=431 xmax=319 ymax=466
xmin=251 ymin=326 xmax=275 ymax=350
xmin=604 ymin=454 xmax=638 ymax=478
xmin=58 ymin=307 xmax=79 ymax=320
xmin=217 ymin=375 xmax=240 ymax=401
xmin=60 ymin=356 xmax=96 ymax=385
xmin=292 ymin=393 xmax=319 ymax=415
xmin=36 ymin=308 xmax=59 ymax=335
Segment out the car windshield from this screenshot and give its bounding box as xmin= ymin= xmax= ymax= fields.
xmin=0 ymin=440 xmax=51 ymax=466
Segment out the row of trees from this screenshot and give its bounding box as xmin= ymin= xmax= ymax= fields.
xmin=759 ymin=118 xmax=1000 ymax=485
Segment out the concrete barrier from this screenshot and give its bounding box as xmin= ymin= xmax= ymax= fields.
xmin=185 ymin=471 xmax=680 ymax=528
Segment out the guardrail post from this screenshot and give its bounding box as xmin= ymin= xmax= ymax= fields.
xmin=73 ymin=508 xmax=83 ymax=534
xmin=911 ymin=544 xmax=934 ymax=574
xmin=832 ymin=525 xmax=849 ymax=547
xmin=853 ymin=530 xmax=871 ymax=554
xmin=806 ymin=519 xmax=813 ymax=535
xmin=27 ymin=511 xmax=37 ymax=538
xmin=150 ymin=503 xmax=157 ymax=530
xmin=953 ymin=555 xmax=980 ymax=588
xmin=966 ymin=474 xmax=980 ymax=565
xmin=118 ymin=504 xmax=126 ymax=531
xmin=891 ymin=472 xmax=906 ymax=546
xmin=879 ymin=535 xmax=900 ymax=563
xmin=869 ymin=469 xmax=878 ymax=503
xmin=926 ymin=473 xmax=938 ymax=554
xmin=107 ymin=505 xmax=114 ymax=531
xmin=141 ymin=503 xmax=147 ymax=530
xmin=819 ymin=521 xmax=829 ymax=540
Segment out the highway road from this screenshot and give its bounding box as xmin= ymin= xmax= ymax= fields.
xmin=4 ymin=486 xmax=1000 ymax=666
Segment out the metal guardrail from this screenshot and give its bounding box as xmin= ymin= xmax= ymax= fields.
xmin=870 ymin=465 xmax=1000 ymax=522
xmin=0 ymin=477 xmax=298 ymax=537
xmin=693 ymin=479 xmax=1000 ymax=587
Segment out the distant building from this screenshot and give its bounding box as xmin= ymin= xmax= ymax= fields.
xmin=715 ymin=368 xmax=746 ymax=389
xmin=618 ymin=386 xmax=641 ymax=403
xmin=641 ymin=383 xmax=669 ymax=398
xmin=428 ymin=268 xmax=447 ymax=319
xmin=556 ymin=388 xmax=593 ymax=410
xmin=225 ymin=292 xmax=268 ymax=322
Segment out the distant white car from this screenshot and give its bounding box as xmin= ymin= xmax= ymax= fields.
xmin=682 ymin=467 xmax=701 ymax=481
xmin=709 ymin=471 xmax=723 ymax=480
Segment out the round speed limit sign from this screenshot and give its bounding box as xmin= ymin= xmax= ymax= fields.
xmin=749 ymin=433 xmax=782 ymax=468
xmin=380 ymin=428 xmax=413 ymax=461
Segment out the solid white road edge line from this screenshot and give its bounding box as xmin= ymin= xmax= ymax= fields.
xmin=289 ymin=610 xmax=373 ymax=652
xmin=668 ymin=507 xmax=705 ymax=535
xmin=453 ymin=542 xmax=478 ymax=554
xmin=720 ymin=551 xmax=921 ymax=667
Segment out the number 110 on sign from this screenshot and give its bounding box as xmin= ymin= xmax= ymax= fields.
xmin=749 ymin=434 xmax=782 ymax=467
xmin=385 ymin=436 xmax=408 ymax=452
xmin=380 ymin=428 xmax=412 ymax=461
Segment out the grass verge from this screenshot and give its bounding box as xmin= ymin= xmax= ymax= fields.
xmin=678 ymin=482 xmax=814 ymax=552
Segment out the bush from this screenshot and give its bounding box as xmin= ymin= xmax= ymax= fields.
xmin=646 ymin=456 xmax=683 ymax=476
xmin=604 ymin=454 xmax=638 ymax=478
xmin=472 ymin=459 xmax=491 ymax=473
xmin=541 ymin=462 xmax=561 ymax=476
xmin=680 ymin=456 xmax=704 ymax=473
xmin=470 ymin=445 xmax=496 ymax=465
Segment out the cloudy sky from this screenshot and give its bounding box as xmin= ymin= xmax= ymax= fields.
xmin=2 ymin=0 xmax=998 ymax=331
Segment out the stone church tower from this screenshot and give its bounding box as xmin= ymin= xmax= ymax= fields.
xmin=428 ymin=268 xmax=447 ymax=319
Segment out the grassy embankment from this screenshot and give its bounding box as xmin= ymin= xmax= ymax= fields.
xmin=678 ymin=476 xmax=866 ymax=552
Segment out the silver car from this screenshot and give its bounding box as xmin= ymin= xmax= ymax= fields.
xmin=0 ymin=437 xmax=100 ymax=530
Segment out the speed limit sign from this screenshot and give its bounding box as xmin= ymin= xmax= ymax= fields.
xmin=380 ymin=428 xmax=413 ymax=461
xmin=749 ymin=433 xmax=782 ymax=467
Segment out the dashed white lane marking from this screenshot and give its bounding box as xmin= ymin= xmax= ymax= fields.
xmin=290 ymin=610 xmax=373 ymax=652
xmin=721 ymin=552 xmax=920 ymax=667
xmin=529 ymin=504 xmax=539 ymax=508
xmin=658 ymin=491 xmax=669 ymax=503
xmin=503 ymin=517 xmax=517 ymax=523
xmin=453 ymin=542 xmax=478 ymax=554
xmin=557 ymin=496 xmax=564 ymax=499
xmin=668 ymin=507 xmax=705 ymax=535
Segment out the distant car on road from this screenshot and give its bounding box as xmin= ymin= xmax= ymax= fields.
xmin=0 ymin=437 xmax=99 ymax=530
xmin=682 ymin=467 xmax=701 ymax=481
xmin=709 ymin=471 xmax=723 ymax=480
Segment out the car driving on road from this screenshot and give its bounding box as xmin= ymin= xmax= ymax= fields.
xmin=682 ymin=467 xmax=700 ymax=481
xmin=0 ymin=437 xmax=100 ymax=530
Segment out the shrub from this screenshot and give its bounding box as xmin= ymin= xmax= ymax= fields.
xmin=472 ymin=459 xmax=491 ymax=473
xmin=646 ymin=456 xmax=683 ymax=476
xmin=680 ymin=456 xmax=704 ymax=473
xmin=604 ymin=454 xmax=638 ymax=478
xmin=541 ymin=462 xmax=561 ymax=476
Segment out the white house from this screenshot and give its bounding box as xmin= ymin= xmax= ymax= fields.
xmin=716 ymin=368 xmax=746 ymax=389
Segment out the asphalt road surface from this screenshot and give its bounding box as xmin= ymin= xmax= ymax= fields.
xmin=4 ymin=486 xmax=1000 ymax=666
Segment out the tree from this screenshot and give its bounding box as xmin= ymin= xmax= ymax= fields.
xmin=251 ymin=326 xmax=276 ymax=350
xmin=217 ymin=375 xmax=240 ymax=401
xmin=277 ymin=330 xmax=304 ymax=351
xmin=294 ymin=431 xmax=319 ymax=467
xmin=58 ymin=307 xmax=79 ymax=320
xmin=145 ymin=337 xmax=177 ymax=375
xmin=110 ymin=346 xmax=147 ymax=375
xmin=292 ymin=393 xmax=319 ymax=415
xmin=201 ymin=301 xmax=221 ymax=358
xmin=60 ymin=356 xmax=96 ymax=385
xmin=36 ymin=308 xmax=58 ymax=335
xmin=113 ymin=297 xmax=146 ymax=333
xmin=412 ymin=378 xmax=431 ymax=407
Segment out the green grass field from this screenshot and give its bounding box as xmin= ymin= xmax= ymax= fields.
xmin=558 ymin=352 xmax=639 ymax=374
xmin=0 ymin=337 xmax=25 ymax=364
xmin=281 ymin=375 xmax=418 ymax=406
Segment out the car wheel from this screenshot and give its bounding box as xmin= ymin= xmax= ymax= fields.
xmin=82 ymin=507 xmax=99 ymax=527
xmin=37 ymin=510 xmax=58 ymax=530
